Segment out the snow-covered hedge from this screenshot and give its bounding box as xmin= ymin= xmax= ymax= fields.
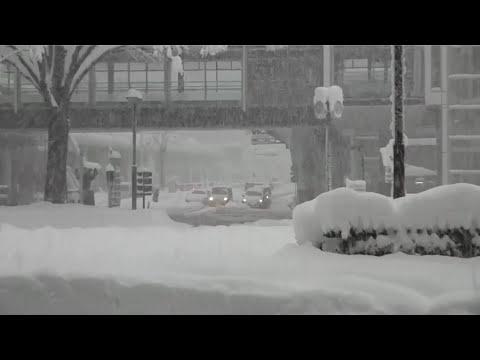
xmin=293 ymin=184 xmax=480 ymax=257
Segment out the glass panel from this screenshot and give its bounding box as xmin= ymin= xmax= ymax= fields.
xmin=95 ymin=62 xmax=108 ymax=71
xmin=115 ymin=63 xmax=128 ymax=71
xmin=148 ymin=62 xmax=164 ymax=71
xmin=114 ymin=71 xmax=128 ymax=83
xmin=130 ymin=62 xmax=146 ymax=71
xmin=148 ymin=71 xmax=164 ymax=83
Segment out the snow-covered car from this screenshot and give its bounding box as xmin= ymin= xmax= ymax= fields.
xmin=185 ymin=189 xmax=208 ymax=203
xmin=207 ymin=186 xmax=233 ymax=206
xmin=245 ymin=181 xmax=265 ymax=192
xmin=242 ymin=187 xmax=271 ymax=209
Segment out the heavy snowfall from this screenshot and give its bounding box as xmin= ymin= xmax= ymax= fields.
xmin=1 ymin=45 xmax=480 ymax=315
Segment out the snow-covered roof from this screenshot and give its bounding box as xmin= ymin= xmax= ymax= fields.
xmin=126 ymin=88 xmax=143 ymax=101
xmin=247 ymin=186 xmax=265 ymax=193
xmin=109 ymin=150 xmax=122 ymax=159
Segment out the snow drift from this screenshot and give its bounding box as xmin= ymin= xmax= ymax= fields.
xmin=293 ymin=184 xmax=480 ymax=257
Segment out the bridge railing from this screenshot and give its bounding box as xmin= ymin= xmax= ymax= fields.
xmin=1 ymin=46 xmax=425 ymax=106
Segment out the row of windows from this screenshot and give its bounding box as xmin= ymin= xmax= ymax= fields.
xmin=1 ymin=61 xmax=243 ymax=89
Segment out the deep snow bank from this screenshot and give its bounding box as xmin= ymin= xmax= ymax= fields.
xmin=1 ymin=222 xmax=480 ymax=314
xmin=293 ymin=184 xmax=480 ymax=256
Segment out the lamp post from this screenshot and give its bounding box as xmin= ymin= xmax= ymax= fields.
xmin=314 ymin=85 xmax=344 ymax=192
xmin=127 ymin=88 xmax=143 ymax=210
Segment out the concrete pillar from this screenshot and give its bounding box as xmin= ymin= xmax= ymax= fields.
xmin=465 ymin=47 xmax=474 ymax=100
xmin=323 ymin=45 xmax=332 ymax=87
xmin=7 ymin=145 xmax=19 ymax=206
xmin=424 ymin=45 xmax=432 ymax=102
xmin=1 ymin=144 xmax=11 ymax=187
xmin=107 ymin=61 xmax=114 ymax=95
xmin=13 ymin=68 xmax=21 ymax=114
xmin=88 ymin=66 xmax=96 ymax=106
xmin=164 ymin=55 xmax=172 ymax=105
xmin=242 ymin=45 xmax=247 ymax=112
xmin=440 ymin=45 xmax=449 ymax=185
xmin=413 ymin=46 xmax=423 ymax=96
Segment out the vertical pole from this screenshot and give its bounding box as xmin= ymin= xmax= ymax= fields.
xmin=440 ymin=45 xmax=449 ymax=185
xmin=143 ymin=173 xmax=146 ymax=209
xmin=88 ymin=66 xmax=96 ymax=106
xmin=164 ymin=54 xmax=171 ymax=105
xmin=8 ymin=145 xmax=19 ymax=206
xmin=242 ymin=45 xmax=247 ymax=112
xmin=204 ymin=57 xmax=207 ymax=101
xmin=4 ymin=145 xmax=12 ymax=205
xmin=79 ymin=149 xmax=84 ymax=204
xmin=424 ymin=45 xmax=432 ymax=103
xmin=7 ymin=63 xmax=11 ymax=89
xmin=393 ymin=45 xmax=406 ymax=199
xmin=132 ymin=103 xmax=137 ymax=210
xmin=323 ymin=45 xmax=331 ymax=87
xmin=361 ymin=149 xmax=365 ymax=181
xmin=323 ymin=45 xmax=332 ymax=192
xmin=413 ymin=46 xmax=423 ymax=96
xmin=127 ymin=62 xmax=131 ymax=88
xmin=325 ymin=101 xmax=332 ymax=192
xmin=145 ymin=62 xmax=149 ymax=94
xmin=107 ymin=61 xmax=114 ymax=95
xmin=13 ymin=68 xmax=21 ymax=114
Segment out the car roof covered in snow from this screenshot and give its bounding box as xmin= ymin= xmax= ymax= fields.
xmin=247 ymin=187 xmax=265 ymax=194
xmin=211 ymin=185 xmax=231 ymax=190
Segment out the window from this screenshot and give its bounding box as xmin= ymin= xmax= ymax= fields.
xmin=95 ymin=63 xmax=108 ymax=92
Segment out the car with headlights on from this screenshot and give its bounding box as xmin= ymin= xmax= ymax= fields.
xmin=207 ymin=186 xmax=233 ymax=206
xmin=242 ymin=186 xmax=271 ymax=209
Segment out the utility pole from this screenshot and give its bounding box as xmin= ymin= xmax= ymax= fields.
xmin=393 ymin=45 xmax=406 ymax=199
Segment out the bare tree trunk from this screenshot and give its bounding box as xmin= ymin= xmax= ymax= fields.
xmin=44 ymin=105 xmax=70 ymax=204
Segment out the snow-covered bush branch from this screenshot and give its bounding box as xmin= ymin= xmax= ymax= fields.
xmin=293 ymin=184 xmax=480 ymax=257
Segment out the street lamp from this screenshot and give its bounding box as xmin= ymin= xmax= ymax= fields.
xmin=314 ymin=85 xmax=344 ymax=192
xmin=127 ymin=88 xmax=143 ymax=210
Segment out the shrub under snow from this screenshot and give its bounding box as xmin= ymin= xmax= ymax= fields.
xmin=293 ymin=184 xmax=480 ymax=257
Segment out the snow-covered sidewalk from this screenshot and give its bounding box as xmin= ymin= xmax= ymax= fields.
xmin=1 ymin=203 xmax=479 ymax=314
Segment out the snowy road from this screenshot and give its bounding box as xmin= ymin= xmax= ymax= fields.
xmin=166 ymin=185 xmax=294 ymax=226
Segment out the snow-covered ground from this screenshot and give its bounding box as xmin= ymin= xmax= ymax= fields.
xmin=1 ymin=200 xmax=480 ymax=314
